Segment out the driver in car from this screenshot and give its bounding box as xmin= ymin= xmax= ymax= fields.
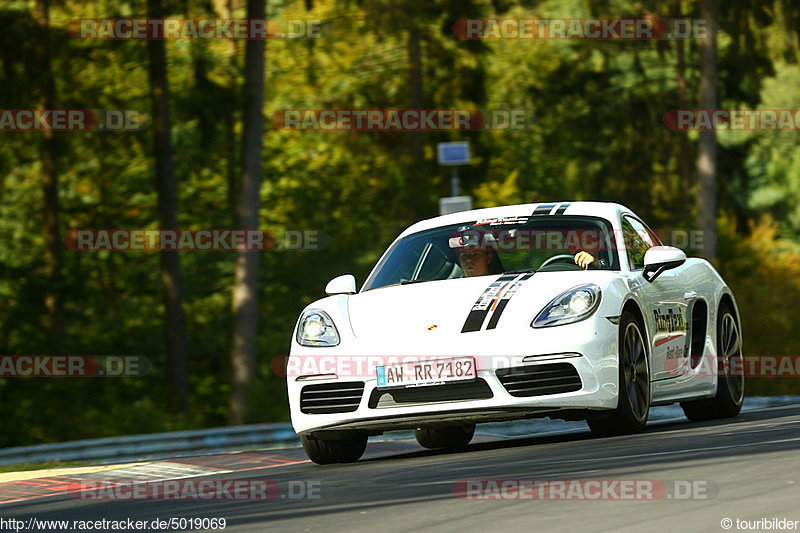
xmin=574 ymin=250 xmax=602 ymax=269
xmin=457 ymin=249 xmax=601 ymax=277
xmin=453 ymin=227 xmax=603 ymax=277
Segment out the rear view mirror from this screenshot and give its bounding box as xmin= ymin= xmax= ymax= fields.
xmin=325 ymin=274 xmax=357 ymax=295
xmin=643 ymin=246 xmax=686 ymax=282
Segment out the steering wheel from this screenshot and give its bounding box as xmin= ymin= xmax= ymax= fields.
xmin=540 ymin=254 xmax=578 ymax=269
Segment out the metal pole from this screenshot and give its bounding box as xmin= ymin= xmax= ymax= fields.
xmin=451 ymin=166 xmax=460 ymax=196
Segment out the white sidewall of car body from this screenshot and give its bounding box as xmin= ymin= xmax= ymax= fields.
xmin=286 ymin=202 xmax=740 ymax=436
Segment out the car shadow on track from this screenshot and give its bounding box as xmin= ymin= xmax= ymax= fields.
xmin=356 ymin=413 xmax=740 ymax=464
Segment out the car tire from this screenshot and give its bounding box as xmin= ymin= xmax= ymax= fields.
xmin=300 ymin=433 xmax=368 ymax=465
xmin=681 ymin=301 xmax=744 ymax=421
xmin=587 ymin=311 xmax=650 ymax=436
xmin=414 ymin=423 xmax=475 ymax=450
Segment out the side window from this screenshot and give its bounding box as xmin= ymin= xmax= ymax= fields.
xmin=385 ymin=243 xmax=424 ymax=282
xmin=416 ymin=244 xmax=451 ymax=280
xmin=621 ymin=216 xmax=655 ymax=270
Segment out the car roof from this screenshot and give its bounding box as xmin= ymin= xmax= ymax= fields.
xmin=398 ymin=201 xmax=637 ymax=238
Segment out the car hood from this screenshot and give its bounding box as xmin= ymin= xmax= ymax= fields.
xmin=346 ymin=272 xmax=613 ymax=348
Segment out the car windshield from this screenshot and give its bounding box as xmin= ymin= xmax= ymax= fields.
xmin=362 ymin=215 xmax=620 ymax=291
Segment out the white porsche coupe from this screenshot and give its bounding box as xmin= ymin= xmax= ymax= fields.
xmin=288 ymin=202 xmax=744 ymax=464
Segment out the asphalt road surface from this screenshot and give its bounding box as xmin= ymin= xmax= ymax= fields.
xmin=2 ymin=403 xmax=799 ymax=533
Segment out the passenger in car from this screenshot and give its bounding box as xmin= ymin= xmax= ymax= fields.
xmin=456 ymin=250 xmax=495 ymax=277
xmin=457 ymin=249 xmax=602 ymax=277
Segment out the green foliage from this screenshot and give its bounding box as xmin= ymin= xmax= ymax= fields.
xmin=716 ymin=214 xmax=800 ymax=395
xmin=0 ymin=0 xmax=799 ymax=446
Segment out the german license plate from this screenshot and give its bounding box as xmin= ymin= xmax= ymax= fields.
xmin=376 ymin=357 xmax=476 ymax=388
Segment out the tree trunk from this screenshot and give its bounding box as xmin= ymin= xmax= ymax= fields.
xmin=146 ymin=0 xmax=189 ymax=412
xmin=230 ymin=0 xmax=266 ymax=425
xmin=213 ymin=0 xmax=240 ymax=222
xmin=673 ymin=0 xmax=691 ymax=208
xmin=406 ymin=21 xmax=427 ymax=215
xmin=697 ymin=0 xmax=718 ymax=260
xmin=35 ymin=0 xmax=64 ymax=339
xmin=407 ymin=23 xmax=424 ymax=112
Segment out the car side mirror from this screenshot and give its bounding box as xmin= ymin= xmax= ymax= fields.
xmin=325 ymin=274 xmax=357 ymax=295
xmin=642 ymin=246 xmax=686 ymax=282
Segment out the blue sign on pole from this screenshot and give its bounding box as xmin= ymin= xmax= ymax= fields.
xmin=437 ymin=142 xmax=470 ymax=166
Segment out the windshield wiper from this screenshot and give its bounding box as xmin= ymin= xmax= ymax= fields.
xmin=366 ymin=279 xmax=430 ymax=291
xmin=503 ymin=268 xmax=538 ymax=274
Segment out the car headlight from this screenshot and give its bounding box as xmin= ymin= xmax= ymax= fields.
xmin=532 ymin=284 xmax=602 ymax=328
xmin=296 ymin=309 xmax=340 ymax=346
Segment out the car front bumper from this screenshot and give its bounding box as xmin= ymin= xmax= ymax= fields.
xmin=287 ymin=316 xmax=620 ymax=436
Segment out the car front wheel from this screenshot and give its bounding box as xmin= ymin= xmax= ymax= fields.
xmin=300 ymin=432 xmax=368 ymax=464
xmin=588 ymin=311 xmax=650 ymax=436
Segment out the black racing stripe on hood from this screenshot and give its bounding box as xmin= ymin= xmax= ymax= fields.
xmin=554 ymin=202 xmax=571 ymax=215
xmin=461 ymin=273 xmax=519 ymax=333
xmin=485 ymin=272 xmax=535 ymax=330
xmin=532 ymin=203 xmax=557 ymax=216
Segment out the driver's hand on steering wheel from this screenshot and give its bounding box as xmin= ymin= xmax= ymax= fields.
xmin=574 ymin=251 xmax=595 ymax=269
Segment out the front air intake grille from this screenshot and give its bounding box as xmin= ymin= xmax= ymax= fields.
xmin=368 ymin=379 xmax=493 ymax=409
xmin=300 ymin=382 xmax=365 ymax=414
xmin=496 ymin=363 xmax=582 ymax=397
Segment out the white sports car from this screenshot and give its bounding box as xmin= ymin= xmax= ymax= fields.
xmin=288 ymin=202 xmax=744 ymax=464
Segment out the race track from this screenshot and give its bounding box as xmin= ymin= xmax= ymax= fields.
xmin=2 ymin=403 xmax=800 ymax=532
